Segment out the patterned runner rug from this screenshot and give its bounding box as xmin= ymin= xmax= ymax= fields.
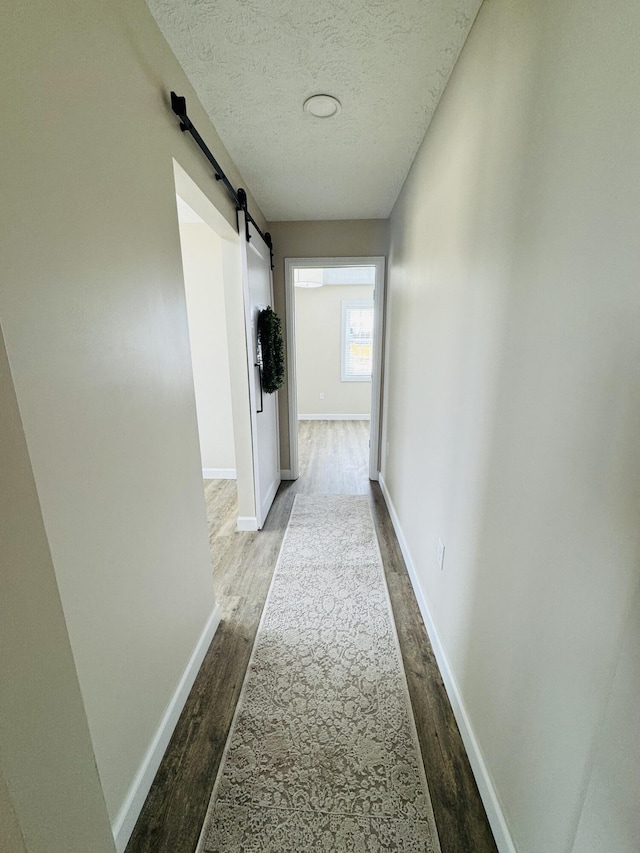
xmin=198 ymin=494 xmax=441 ymax=852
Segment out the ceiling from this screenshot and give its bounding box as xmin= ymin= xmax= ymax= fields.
xmin=148 ymin=0 xmax=482 ymax=221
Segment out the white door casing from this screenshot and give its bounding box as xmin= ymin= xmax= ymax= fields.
xmin=284 ymin=256 xmax=386 ymax=481
xmin=239 ymin=212 xmax=281 ymax=528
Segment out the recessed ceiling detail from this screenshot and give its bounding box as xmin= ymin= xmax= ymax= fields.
xmin=294 ymin=268 xmax=324 ymax=288
xmin=147 ymin=0 xmax=482 ymax=221
xmin=303 ymin=94 xmax=342 ymax=119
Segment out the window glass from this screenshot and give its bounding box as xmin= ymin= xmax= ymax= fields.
xmin=342 ymin=300 xmax=374 ymax=381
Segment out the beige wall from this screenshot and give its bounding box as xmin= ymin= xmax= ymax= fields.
xmin=1 ymin=0 xmax=265 ymax=839
xmin=0 ymin=773 xmax=26 ymax=853
xmin=382 ymin=1 xmax=640 ymax=851
xmin=268 ymin=220 xmax=388 ymax=467
xmin=572 ymin=583 xmax=640 ymax=851
xmin=295 ymin=284 xmax=373 ymax=417
xmin=179 ymin=222 xmax=236 ymax=473
xmin=0 ymin=326 xmax=115 ymax=853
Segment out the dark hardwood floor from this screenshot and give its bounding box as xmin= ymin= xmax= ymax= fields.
xmin=126 ymin=420 xmax=496 ymax=853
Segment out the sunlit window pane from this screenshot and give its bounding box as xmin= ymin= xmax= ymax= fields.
xmin=342 ymin=301 xmax=374 ymax=381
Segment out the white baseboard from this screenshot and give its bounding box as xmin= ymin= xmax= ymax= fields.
xmin=113 ymin=602 xmax=222 ymax=852
xmin=280 ymin=469 xmax=294 ymax=480
xmin=378 ymin=475 xmax=516 ymax=853
xmin=202 ymin=468 xmax=236 ymax=480
xmin=298 ymin=414 xmax=370 ymax=421
xmin=236 ymin=516 xmax=258 ymax=531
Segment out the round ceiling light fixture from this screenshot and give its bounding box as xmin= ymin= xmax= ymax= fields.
xmin=294 ymin=268 xmax=324 ymax=288
xmin=303 ymin=94 xmax=342 ymax=118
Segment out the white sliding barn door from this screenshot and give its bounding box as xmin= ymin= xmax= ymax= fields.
xmin=239 ymin=212 xmax=280 ymax=528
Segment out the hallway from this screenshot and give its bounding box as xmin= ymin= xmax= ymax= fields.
xmin=126 ymin=421 xmax=496 ymax=853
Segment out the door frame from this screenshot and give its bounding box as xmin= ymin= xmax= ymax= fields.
xmin=284 ymin=256 xmax=386 ymax=481
xmin=173 ymin=160 xmax=258 ymax=531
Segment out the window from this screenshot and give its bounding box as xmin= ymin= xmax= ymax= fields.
xmin=341 ymin=300 xmax=374 ymax=381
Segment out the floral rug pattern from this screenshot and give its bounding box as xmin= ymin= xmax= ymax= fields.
xmin=199 ymin=495 xmax=441 ymax=852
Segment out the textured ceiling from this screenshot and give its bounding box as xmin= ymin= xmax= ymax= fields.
xmin=148 ymin=0 xmax=482 ymax=221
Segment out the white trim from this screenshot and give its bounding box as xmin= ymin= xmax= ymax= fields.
xmin=369 ymin=258 xmax=385 ymax=481
xmin=298 ymin=414 xmax=371 ymax=421
xmin=202 ymin=468 xmax=236 ymax=480
xmin=173 ymin=160 xmax=238 ymax=242
xmin=113 ymin=603 xmax=222 ymax=852
xmin=280 ymin=469 xmax=294 ymax=480
xmin=284 ymin=260 xmax=300 ymax=481
xmin=378 ymin=475 xmax=516 ymax=853
xmin=236 ymin=516 xmax=259 ymax=532
xmin=284 ymin=256 xmax=386 ymax=483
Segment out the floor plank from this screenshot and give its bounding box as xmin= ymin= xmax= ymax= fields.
xmin=126 ymin=420 xmax=496 ymax=853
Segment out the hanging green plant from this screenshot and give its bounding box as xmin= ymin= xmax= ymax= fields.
xmin=257 ymin=306 xmax=285 ymax=394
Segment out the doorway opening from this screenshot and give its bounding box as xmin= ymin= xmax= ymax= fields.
xmin=176 ymin=195 xmax=236 ymax=482
xmin=284 ymin=257 xmax=385 ymax=482
xmin=173 ymin=160 xmax=259 ymax=532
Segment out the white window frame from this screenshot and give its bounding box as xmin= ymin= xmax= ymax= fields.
xmin=341 ymin=300 xmax=374 ymax=382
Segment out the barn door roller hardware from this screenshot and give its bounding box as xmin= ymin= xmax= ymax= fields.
xmin=170 ymin=92 xmax=273 ymax=268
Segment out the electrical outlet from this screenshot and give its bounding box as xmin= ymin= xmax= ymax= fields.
xmin=319 ymin=392 xmax=325 ymax=399
xmin=437 ymin=539 xmax=445 ymax=571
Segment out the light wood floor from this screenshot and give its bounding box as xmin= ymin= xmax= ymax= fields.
xmin=126 ymin=420 xmax=496 ymax=853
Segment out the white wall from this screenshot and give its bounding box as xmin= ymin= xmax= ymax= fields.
xmin=0 ymin=325 xmax=115 ymax=853
xmin=572 ymin=584 xmax=640 ymax=851
xmin=0 ymin=0 xmax=265 ymax=843
xmin=179 ymin=221 xmax=236 ymax=474
xmin=382 ymin=0 xmax=640 ymax=851
xmin=295 ymin=284 xmax=373 ymax=417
